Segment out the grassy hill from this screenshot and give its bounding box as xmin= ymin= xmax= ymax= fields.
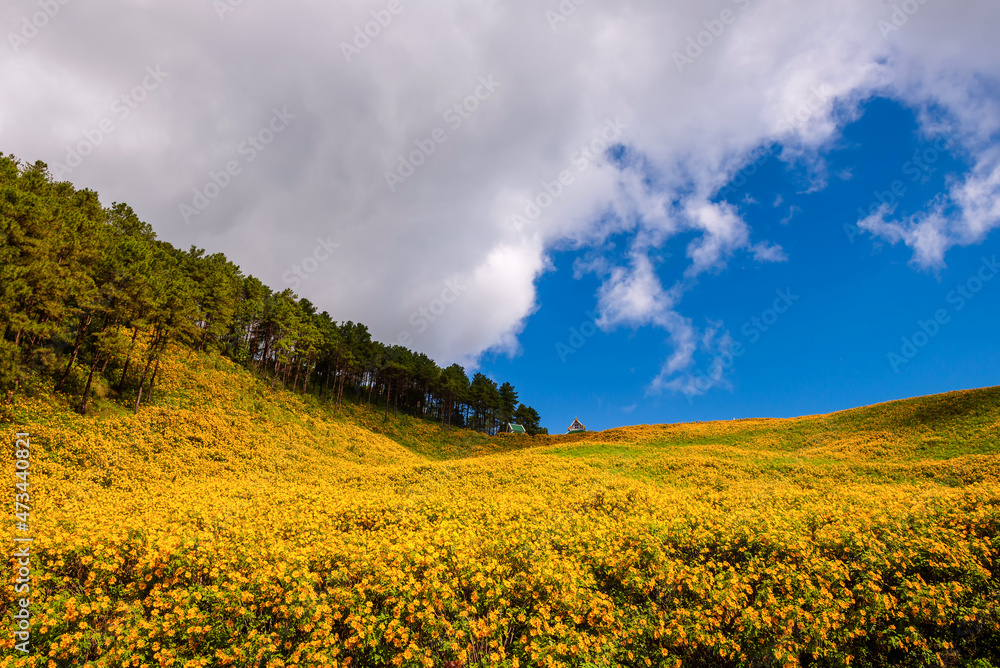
xmin=2 ymin=346 xmax=999 ymax=668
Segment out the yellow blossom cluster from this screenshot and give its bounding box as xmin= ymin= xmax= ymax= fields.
xmin=1 ymin=350 xmax=998 ymax=667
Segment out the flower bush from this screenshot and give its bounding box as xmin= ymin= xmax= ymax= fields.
xmin=1 ymin=349 xmax=998 ymax=667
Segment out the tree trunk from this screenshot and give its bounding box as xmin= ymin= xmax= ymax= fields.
xmin=271 ymin=360 xmax=281 ymax=390
xmin=56 ymin=313 xmax=92 ymax=392
xmin=116 ymin=327 xmax=141 ymax=391
xmin=259 ymin=332 xmax=271 ymax=372
xmin=247 ymin=323 xmax=259 ymax=366
xmin=384 ymin=378 xmax=391 ymax=419
xmin=336 ymin=367 xmax=346 ymax=411
xmin=78 ymin=354 xmax=103 ymax=415
xmin=133 ymin=349 xmax=157 ymax=413
xmin=147 ymin=355 xmax=162 ymax=404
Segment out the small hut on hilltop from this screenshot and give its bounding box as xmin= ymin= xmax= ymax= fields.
xmin=567 ymin=417 xmax=586 ymax=433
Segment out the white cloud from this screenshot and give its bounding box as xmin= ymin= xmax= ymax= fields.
xmin=650 ymin=322 xmax=735 ymax=397
xmin=594 ymin=253 xmax=676 ymax=330
xmin=682 ymin=201 xmax=752 ymax=279
xmin=857 ymin=153 xmax=1000 ymax=269
xmin=953 ymin=155 xmax=1000 ymax=242
xmin=1 ymin=0 xmax=997 ymax=382
xmin=751 ymin=241 xmax=789 ymax=263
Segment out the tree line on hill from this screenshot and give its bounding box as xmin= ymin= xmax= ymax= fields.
xmin=0 ymin=155 xmax=545 ymax=435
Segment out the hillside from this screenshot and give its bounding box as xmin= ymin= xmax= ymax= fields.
xmin=0 ymin=154 xmax=547 ymax=445
xmin=2 ymin=346 xmax=999 ymax=668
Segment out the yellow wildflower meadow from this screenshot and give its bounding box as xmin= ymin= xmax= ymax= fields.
xmin=1 ymin=347 xmax=998 ymax=667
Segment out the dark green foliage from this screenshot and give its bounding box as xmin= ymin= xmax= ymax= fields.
xmin=514 ymin=403 xmax=543 ymax=435
xmin=0 ymin=153 xmax=541 ymax=433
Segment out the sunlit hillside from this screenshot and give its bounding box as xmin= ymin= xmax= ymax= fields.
xmin=2 ymin=346 xmax=999 ymax=668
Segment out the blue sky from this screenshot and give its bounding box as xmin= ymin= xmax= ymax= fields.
xmin=479 ymin=98 xmax=999 ymax=432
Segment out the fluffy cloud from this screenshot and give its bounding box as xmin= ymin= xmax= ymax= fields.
xmin=859 ymin=152 xmax=1000 ymax=269
xmin=1 ymin=0 xmax=996 ymax=386
xmin=650 ymin=322 xmax=735 ymax=398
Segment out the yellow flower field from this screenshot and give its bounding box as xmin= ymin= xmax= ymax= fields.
xmin=1 ymin=348 xmax=998 ymax=667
